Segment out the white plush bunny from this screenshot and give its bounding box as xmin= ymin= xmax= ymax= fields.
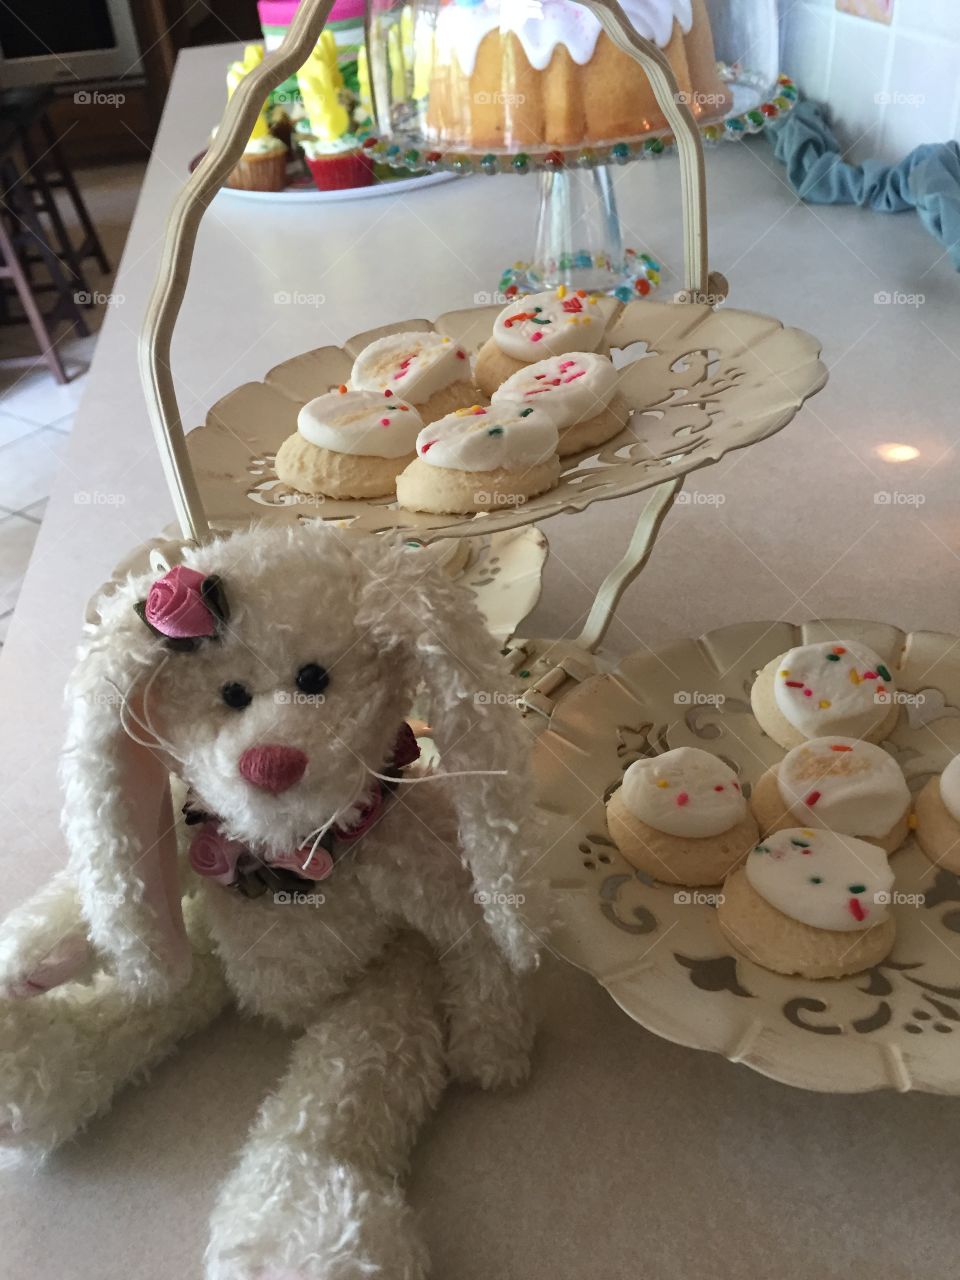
xmin=0 ymin=523 xmax=539 ymax=1280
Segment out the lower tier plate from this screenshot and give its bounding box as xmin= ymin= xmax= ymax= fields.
xmin=531 ymin=618 xmax=960 ymax=1094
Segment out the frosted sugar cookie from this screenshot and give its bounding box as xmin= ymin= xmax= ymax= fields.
xmin=395 ymin=403 xmax=560 ymax=515
xmin=491 ymin=351 xmax=629 ymax=456
xmin=606 ymin=746 xmax=758 ymax=886
xmin=914 ymin=754 xmax=960 ymax=873
xmin=718 ymin=828 xmax=896 ymax=978
xmin=475 ymin=287 xmax=608 ymax=397
xmin=751 ymin=737 xmax=911 ymax=855
xmin=751 ymin=640 xmax=900 ymax=748
xmin=275 ymin=388 xmax=422 ymax=499
xmin=350 ymin=331 xmax=479 ymax=424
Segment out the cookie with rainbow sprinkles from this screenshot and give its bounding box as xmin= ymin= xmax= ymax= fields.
xmin=275 ymin=387 xmax=422 ymax=499
xmin=491 ymin=351 xmax=629 ymax=457
xmin=914 ymin=752 xmax=960 ymax=874
xmin=395 ymin=402 xmax=560 ymax=515
xmin=350 ymin=330 xmax=480 ymax=425
xmin=606 ymin=746 xmax=758 ymax=886
xmin=475 ymin=286 xmax=610 ymax=398
xmin=751 ymin=639 xmax=900 ymax=749
xmin=717 ymin=828 xmax=897 ymax=979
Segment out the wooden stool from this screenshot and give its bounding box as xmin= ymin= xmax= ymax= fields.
xmin=0 ymin=122 xmax=89 ymax=386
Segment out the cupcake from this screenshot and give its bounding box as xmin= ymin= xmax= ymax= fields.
xmin=351 ymin=332 xmax=480 ymax=424
xmin=296 ymin=31 xmax=373 ymax=191
xmin=606 ymin=747 xmax=758 ymax=886
xmin=275 ymin=387 xmax=422 ymax=499
xmin=222 ymin=45 xmax=288 ymax=192
xmin=914 ymin=754 xmax=960 ymax=873
xmin=475 ymin=287 xmax=609 ymax=398
xmin=395 ymin=403 xmax=560 ymax=515
xmin=750 ymin=737 xmax=911 ymax=855
xmin=751 ymin=640 xmax=900 ymax=749
xmin=717 ymin=828 xmax=897 ymax=979
xmin=491 ymin=351 xmax=629 ymax=457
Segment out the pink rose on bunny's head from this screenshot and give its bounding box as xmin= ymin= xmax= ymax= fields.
xmin=145 ymin=566 xmax=217 ymax=639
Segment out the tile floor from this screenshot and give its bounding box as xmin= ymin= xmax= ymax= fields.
xmin=0 ymin=161 xmax=145 ymax=647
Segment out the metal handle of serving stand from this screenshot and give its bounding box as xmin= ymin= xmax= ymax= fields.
xmin=139 ymin=0 xmax=718 ymax=543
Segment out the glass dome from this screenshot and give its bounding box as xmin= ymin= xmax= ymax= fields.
xmin=365 ymin=0 xmax=781 ymax=155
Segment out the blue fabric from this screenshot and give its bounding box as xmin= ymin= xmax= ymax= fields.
xmin=767 ymin=99 xmax=960 ymax=269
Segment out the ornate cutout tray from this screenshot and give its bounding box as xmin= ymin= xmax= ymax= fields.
xmin=531 ymin=618 xmax=960 ymax=1095
xmin=185 ymin=298 xmax=827 ymax=541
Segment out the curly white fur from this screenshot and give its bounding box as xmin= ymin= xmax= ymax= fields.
xmin=0 ymin=524 xmax=540 ymax=1277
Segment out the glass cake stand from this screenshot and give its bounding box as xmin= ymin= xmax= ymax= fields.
xmin=360 ymin=0 xmax=798 ymax=301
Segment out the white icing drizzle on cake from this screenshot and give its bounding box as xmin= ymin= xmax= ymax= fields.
xmin=746 ymin=828 xmax=894 ymax=933
xmin=776 ymin=737 xmax=910 ymax=838
xmin=298 ymin=389 xmax=423 ymax=459
xmin=491 ymin=351 xmax=617 ymax=426
xmin=433 ymin=0 xmax=693 ymax=76
xmin=414 ymin=402 xmax=558 ymax=472
xmin=939 ymin=754 xmax=960 ymax=824
xmin=619 ymin=747 xmax=746 ymax=838
xmin=492 ymin=288 xmax=605 ymax=360
xmin=351 ymin=331 xmax=471 ymax=404
xmin=772 ymin=640 xmax=897 ymax=739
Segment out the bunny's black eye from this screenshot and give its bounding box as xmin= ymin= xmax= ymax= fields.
xmin=222 ymin=681 xmax=252 ymax=710
xmin=296 ymin=664 xmax=329 ymax=696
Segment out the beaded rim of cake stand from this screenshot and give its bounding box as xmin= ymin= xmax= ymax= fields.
xmin=497 ymin=250 xmax=662 ymax=303
xmin=357 ymin=74 xmax=799 ymax=177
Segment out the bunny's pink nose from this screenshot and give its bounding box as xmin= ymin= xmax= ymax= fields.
xmin=238 ymin=745 xmax=308 ymax=794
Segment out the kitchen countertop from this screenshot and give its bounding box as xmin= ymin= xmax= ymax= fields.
xmin=2 ymin=43 xmax=959 ymax=1280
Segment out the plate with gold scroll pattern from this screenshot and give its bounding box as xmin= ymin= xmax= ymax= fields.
xmin=531 ymin=618 xmax=960 ymax=1094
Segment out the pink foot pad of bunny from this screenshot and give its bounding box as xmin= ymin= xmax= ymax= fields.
xmin=717 ymin=827 xmax=896 ymax=978
xmin=606 ymin=746 xmax=758 ymax=886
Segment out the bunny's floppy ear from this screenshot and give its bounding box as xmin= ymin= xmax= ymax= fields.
xmin=61 ymin=579 xmax=191 ymax=997
xmin=356 ymin=542 xmax=541 ymax=972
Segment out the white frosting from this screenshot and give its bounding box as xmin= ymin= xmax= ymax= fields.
xmin=491 ymin=351 xmax=617 ymax=427
xmin=619 ymin=747 xmax=746 ymax=839
xmin=772 ymin=641 xmax=897 ymax=739
xmin=351 ymin=332 xmax=471 ymax=405
xmin=433 ymin=0 xmax=693 ymax=76
xmin=746 ymin=828 xmax=894 ymax=932
xmin=297 ymin=389 xmax=422 ymax=459
xmin=939 ymin=754 xmax=960 ymax=824
xmin=415 ymin=403 xmax=557 ymax=472
xmin=493 ymin=289 xmax=606 ymax=361
xmin=776 ymin=737 xmax=910 ymax=838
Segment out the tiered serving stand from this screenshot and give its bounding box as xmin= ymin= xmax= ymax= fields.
xmin=136 ymin=0 xmax=960 ymax=1095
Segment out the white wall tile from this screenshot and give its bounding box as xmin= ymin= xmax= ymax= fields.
xmin=882 ymin=32 xmax=960 ymax=157
xmin=780 ymin=0 xmax=835 ymax=102
xmin=827 ymin=14 xmax=891 ymax=158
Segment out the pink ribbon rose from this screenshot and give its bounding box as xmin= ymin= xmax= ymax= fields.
xmin=189 ymin=826 xmax=244 ymax=885
xmin=145 ymin=565 xmax=217 ymax=640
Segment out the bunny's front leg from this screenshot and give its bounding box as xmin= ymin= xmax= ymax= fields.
xmin=357 ymin=810 xmax=535 ymax=1091
xmin=0 ymin=891 xmax=229 ymax=1162
xmin=206 ymin=934 xmax=445 ymax=1280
